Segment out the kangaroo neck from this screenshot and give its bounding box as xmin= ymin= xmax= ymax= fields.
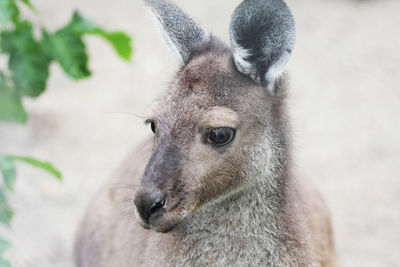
xmin=158 ymin=176 xmax=303 ymax=266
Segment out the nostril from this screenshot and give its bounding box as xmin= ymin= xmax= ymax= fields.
xmin=134 ymin=193 xmax=167 ymax=223
xmin=150 ymin=198 xmax=166 ymax=215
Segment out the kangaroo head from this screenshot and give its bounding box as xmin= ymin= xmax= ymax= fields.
xmin=134 ymin=0 xmax=295 ymax=233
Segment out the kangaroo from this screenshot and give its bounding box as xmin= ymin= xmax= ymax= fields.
xmin=74 ymin=0 xmax=338 ymax=266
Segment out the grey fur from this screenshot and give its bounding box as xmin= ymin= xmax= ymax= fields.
xmin=230 ymin=0 xmax=296 ymax=92
xmin=143 ymin=0 xmax=210 ymax=64
xmin=74 ymin=1 xmax=337 ymax=267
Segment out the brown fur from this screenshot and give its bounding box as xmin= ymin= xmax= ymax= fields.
xmin=74 ymin=40 xmax=338 ymax=266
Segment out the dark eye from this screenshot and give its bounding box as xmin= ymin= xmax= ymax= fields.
xmin=145 ymin=119 xmax=156 ymax=134
xmin=207 ymin=127 xmax=235 ymax=146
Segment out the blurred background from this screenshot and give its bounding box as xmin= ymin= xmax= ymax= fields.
xmin=0 ymin=0 xmax=399 ymax=266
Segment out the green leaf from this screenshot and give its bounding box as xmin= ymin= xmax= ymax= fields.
xmin=0 ymin=238 xmax=11 ymax=267
xmin=67 ymin=11 xmax=132 ymax=60
xmin=42 ymin=29 xmax=90 ymax=80
xmin=1 ymin=22 xmax=51 ymax=97
xmin=67 ymin=11 xmax=98 ymax=34
xmin=0 ymin=239 xmax=11 ymax=255
xmin=0 ymin=156 xmax=16 ymax=191
xmin=19 ymin=0 xmax=35 ymax=11
xmin=0 ymin=189 xmax=6 ymax=204
xmin=99 ymin=32 xmax=132 ymax=60
xmin=10 ymin=156 xmax=62 ymax=180
xmin=0 ymin=189 xmax=13 ymax=226
xmin=1 ymin=21 xmax=35 ymax=53
xmin=0 ymin=0 xmax=19 ymax=26
xmin=0 ymin=74 xmax=27 ymax=123
xmin=9 ymin=52 xmax=50 ymax=97
xmin=0 ymin=257 xmax=11 ymax=267
xmin=0 ymin=206 xmax=13 ymax=227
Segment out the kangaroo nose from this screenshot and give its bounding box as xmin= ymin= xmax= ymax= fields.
xmin=134 ymin=192 xmax=166 ymax=223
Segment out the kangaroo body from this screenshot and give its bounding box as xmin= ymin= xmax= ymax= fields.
xmin=74 ymin=1 xmax=338 ymax=266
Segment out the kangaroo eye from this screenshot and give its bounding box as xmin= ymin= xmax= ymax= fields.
xmin=145 ymin=119 xmax=156 ymax=134
xmin=150 ymin=122 xmax=156 ymax=133
xmin=207 ymin=128 xmax=235 ymax=146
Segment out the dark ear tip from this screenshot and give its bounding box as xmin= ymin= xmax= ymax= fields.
xmin=230 ymin=0 xmax=295 ymax=93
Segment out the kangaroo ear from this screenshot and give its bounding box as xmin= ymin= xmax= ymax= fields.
xmin=230 ymin=0 xmax=295 ymax=93
xmin=143 ymin=0 xmax=210 ymax=65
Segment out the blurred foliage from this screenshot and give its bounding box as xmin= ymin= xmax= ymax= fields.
xmin=0 ymin=238 xmax=11 ymax=267
xmin=0 ymin=2 xmax=132 ymax=123
xmin=0 ymin=0 xmax=133 ymax=265
xmin=0 ymin=154 xmax=62 ymax=266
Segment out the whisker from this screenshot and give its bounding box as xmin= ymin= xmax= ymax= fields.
xmin=110 ymin=183 xmax=140 ymax=189
xmin=116 ymin=198 xmax=138 ymax=220
xmin=121 ymin=198 xmax=135 ymax=203
xmin=106 ymin=112 xmax=149 ymax=120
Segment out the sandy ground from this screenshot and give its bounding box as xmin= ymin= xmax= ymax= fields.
xmin=0 ymin=0 xmax=399 ymax=266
